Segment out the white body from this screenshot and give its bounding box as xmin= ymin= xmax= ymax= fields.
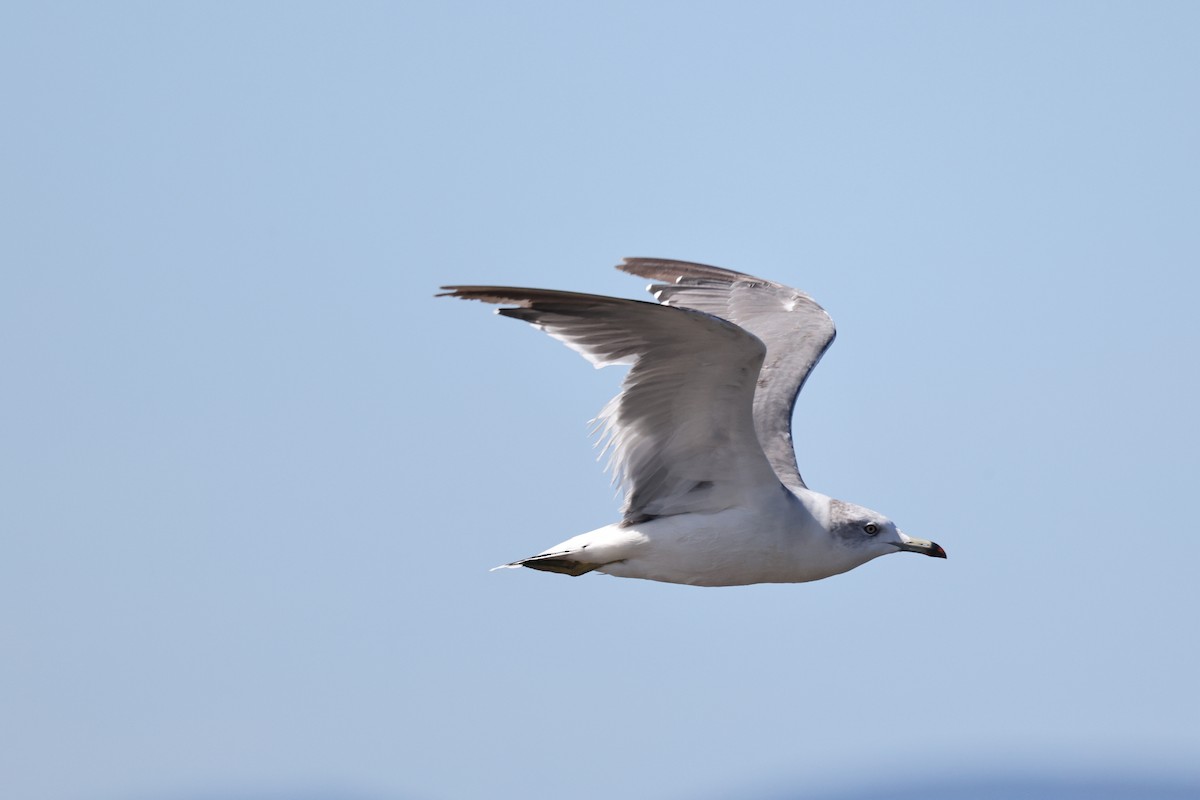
xmin=525 ymin=488 xmax=897 ymax=587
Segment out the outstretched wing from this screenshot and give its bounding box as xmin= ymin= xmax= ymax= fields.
xmin=438 ymin=286 xmax=782 ymax=521
xmin=617 ymin=258 xmax=836 ymax=490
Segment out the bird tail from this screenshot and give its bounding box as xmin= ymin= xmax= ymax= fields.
xmin=490 ymin=551 xmax=600 ymax=577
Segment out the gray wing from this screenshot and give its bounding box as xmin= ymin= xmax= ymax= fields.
xmin=617 ymin=258 xmax=836 ymax=491
xmin=438 ymin=286 xmax=783 ymax=522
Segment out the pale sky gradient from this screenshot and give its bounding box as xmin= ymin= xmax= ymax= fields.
xmin=2 ymin=3 xmax=1198 ymax=800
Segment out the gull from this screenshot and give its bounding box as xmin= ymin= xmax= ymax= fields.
xmin=439 ymin=258 xmax=945 ymax=587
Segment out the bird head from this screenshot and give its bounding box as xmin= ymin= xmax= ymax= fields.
xmin=827 ymin=498 xmax=947 ymax=562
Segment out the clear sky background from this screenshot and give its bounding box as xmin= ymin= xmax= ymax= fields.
xmin=2 ymin=3 xmax=1198 ymax=800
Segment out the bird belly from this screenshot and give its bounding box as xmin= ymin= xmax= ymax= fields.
xmin=596 ymin=505 xmax=831 ymax=587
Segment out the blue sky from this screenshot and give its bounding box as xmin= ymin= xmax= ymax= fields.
xmin=2 ymin=2 xmax=1198 ymax=799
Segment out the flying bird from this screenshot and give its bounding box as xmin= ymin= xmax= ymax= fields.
xmin=439 ymin=258 xmax=945 ymax=587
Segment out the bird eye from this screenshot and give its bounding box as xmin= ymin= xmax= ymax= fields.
xmin=864 ymin=523 xmax=879 ymax=535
